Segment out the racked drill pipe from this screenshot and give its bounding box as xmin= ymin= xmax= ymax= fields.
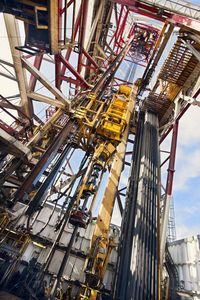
xmin=112 ymin=111 xmax=159 ymax=300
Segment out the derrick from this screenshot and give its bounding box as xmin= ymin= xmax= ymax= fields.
xmin=0 ymin=1 xmax=199 ymax=300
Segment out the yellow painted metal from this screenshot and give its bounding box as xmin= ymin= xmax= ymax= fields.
xmin=72 ymin=142 xmax=116 ymax=210
xmin=0 ymin=212 xmax=11 ymax=234
xmin=79 ymin=285 xmax=100 ymax=300
xmin=27 ymin=108 xmax=64 ymax=147
xmin=73 ymin=93 xmax=105 ymax=150
xmin=97 ymin=85 xmax=132 ymax=142
xmin=71 ymin=85 xmax=134 ymax=227
xmin=74 ymin=85 xmax=132 ymax=151
xmin=0 ymin=214 xmax=31 ymax=284
xmin=79 ymin=84 xmax=137 ymax=299
xmin=32 ymin=125 xmax=56 ymax=159
xmin=74 ymin=93 xmax=104 ymax=127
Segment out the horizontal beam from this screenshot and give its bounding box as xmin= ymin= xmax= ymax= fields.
xmin=0 ymin=128 xmax=31 ymax=160
xmin=21 ymin=57 xmax=71 ymax=109
xmin=27 ymin=92 xmax=65 ymax=108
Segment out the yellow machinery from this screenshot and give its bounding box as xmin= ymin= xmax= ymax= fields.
xmin=0 ymin=212 xmax=31 ymax=285
xmin=67 ymin=85 xmax=133 ymax=220
xmin=68 ymin=85 xmax=133 ymax=215
xmin=0 ymin=212 xmax=11 ymax=234
xmin=73 ymin=84 xmax=135 ymax=299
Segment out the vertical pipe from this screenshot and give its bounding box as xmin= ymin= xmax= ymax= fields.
xmin=12 ymin=121 xmax=74 ymax=205
xmin=160 ymin=121 xmax=179 ymax=263
xmin=112 ymin=111 xmax=159 ymax=300
xmin=50 ymin=181 xmax=91 ymax=298
xmin=64 ymin=0 xmax=68 ymax=45
xmin=55 ymin=0 xmax=62 ymax=90
xmin=71 ymin=0 xmax=76 ymax=44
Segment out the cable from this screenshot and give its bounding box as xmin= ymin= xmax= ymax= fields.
xmin=54 ymin=152 xmax=92 ymax=231
xmin=52 ymin=151 xmax=90 ymax=204
xmin=0 ymin=63 xmax=16 ymax=78
xmin=33 ymin=149 xmax=76 ymax=235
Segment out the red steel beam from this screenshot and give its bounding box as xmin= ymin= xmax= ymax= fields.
xmin=81 ymin=48 xmax=102 ymax=71
xmin=112 ymin=0 xmax=200 ymax=30
xmin=115 ymin=5 xmax=124 ymax=44
xmin=55 ymin=54 xmax=61 ymax=89
xmin=59 ymin=55 xmax=90 ymax=88
xmin=29 ymin=55 xmax=43 ymax=91
xmin=60 ymin=8 xmax=81 ymax=77
xmin=80 ymin=64 xmax=96 ymax=70
xmin=107 ymin=5 xmax=124 ymax=51
xmin=57 ymin=75 xmax=86 ymax=87
xmin=114 ymin=3 xmax=118 ymax=27
xmin=76 ymin=0 xmax=88 ymax=94
xmin=166 ymin=121 xmax=178 ymax=196
xmin=115 ymin=8 xmax=129 ymax=54
xmin=160 ymin=88 xmax=200 ymax=195
xmin=60 ymin=0 xmax=74 ymax=14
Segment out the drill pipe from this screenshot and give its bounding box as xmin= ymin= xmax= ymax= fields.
xmin=112 ymin=111 xmax=159 ymax=300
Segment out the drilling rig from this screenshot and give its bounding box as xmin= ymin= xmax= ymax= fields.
xmin=0 ymin=0 xmax=200 ymax=299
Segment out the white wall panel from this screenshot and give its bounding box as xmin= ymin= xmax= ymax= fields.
xmin=169 ymin=235 xmax=200 ymax=299
xmin=17 ymin=204 xmax=119 ymax=292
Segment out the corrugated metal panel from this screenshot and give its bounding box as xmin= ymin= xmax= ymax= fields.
xmin=60 ymin=231 xmax=72 ymax=246
xmin=17 ymin=205 xmax=120 ymax=292
xmin=48 ymin=250 xmax=65 ymax=274
xmin=109 ymin=248 xmax=118 ymax=264
xmin=63 ymin=256 xmax=85 ymax=282
xmin=103 ymin=268 xmax=115 ymax=290
xmin=169 ymin=235 xmax=200 ymax=296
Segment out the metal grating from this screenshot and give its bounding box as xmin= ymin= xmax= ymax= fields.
xmin=143 ymin=92 xmax=173 ymax=121
xmin=158 ymin=39 xmax=193 ymax=85
xmin=141 ymin=0 xmax=200 ymax=21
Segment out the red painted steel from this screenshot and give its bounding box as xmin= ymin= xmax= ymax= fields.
xmin=60 ymin=8 xmax=81 ymax=77
xmin=59 ymin=55 xmax=91 ymax=88
xmin=160 ymin=88 xmax=200 ymax=145
xmin=112 ymin=0 xmax=200 ymax=30
xmin=29 ymin=55 xmax=43 ymax=91
xmin=0 ymin=95 xmax=33 ymax=142
xmin=160 ymin=88 xmax=200 ymax=196
xmin=166 ymin=120 xmax=179 ymax=196
xmin=60 ymin=0 xmax=74 ymax=14
xmin=81 ymin=48 xmax=102 ymax=71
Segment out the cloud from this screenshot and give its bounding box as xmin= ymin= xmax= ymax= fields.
xmin=178 ymin=106 xmax=200 ymax=147
xmin=111 ymin=203 xmax=122 ymax=226
xmin=182 ymin=203 xmax=200 ymax=215
xmin=120 ymin=173 xmax=128 ymax=185
xmin=174 ymin=148 xmax=200 ymax=191
xmin=176 ymin=224 xmax=199 ymax=240
xmin=170 ymin=107 xmax=200 ymax=192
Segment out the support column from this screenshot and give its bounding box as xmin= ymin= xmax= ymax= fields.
xmin=4 ymin=14 xmax=30 ymax=117
xmin=160 ymin=120 xmax=179 ymax=262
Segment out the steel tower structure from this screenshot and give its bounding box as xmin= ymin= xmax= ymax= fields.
xmin=0 ymin=0 xmax=200 ymax=299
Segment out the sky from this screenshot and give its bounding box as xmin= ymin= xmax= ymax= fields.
xmin=171 ymin=105 xmax=200 ymax=239
xmin=0 ymin=9 xmax=200 ymax=241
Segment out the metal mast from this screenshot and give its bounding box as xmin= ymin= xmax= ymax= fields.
xmin=0 ymin=0 xmax=200 ymax=299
